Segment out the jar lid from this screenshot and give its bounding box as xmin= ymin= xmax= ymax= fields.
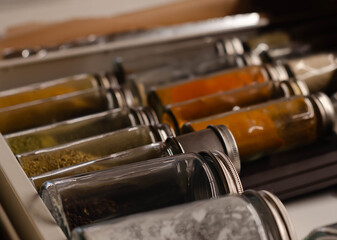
xmin=109 ymin=88 xmax=128 ymax=108
xmin=95 ymin=73 xmax=111 ymax=89
xmin=151 ymin=123 xmax=176 ymax=141
xmin=200 ymin=151 xmax=243 ymax=194
xmin=241 ymin=52 xmax=263 ymax=66
xmin=264 ymin=63 xmax=290 ymax=81
xmin=309 ymin=92 xmax=335 ymax=134
xmin=207 ymin=125 xmax=241 ymax=173
xmin=104 ymin=72 xmax=120 ymax=88
xmin=244 ymin=190 xmax=298 ymax=240
xmin=130 ymin=107 xmax=159 ymax=125
xmin=221 ymin=37 xmax=245 ymax=56
xmin=281 ymin=79 xmax=310 ymax=96
xmin=120 ymin=86 xmax=142 ymax=107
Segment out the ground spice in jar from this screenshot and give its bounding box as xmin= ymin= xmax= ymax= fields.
xmin=5 ymin=108 xmax=141 ymax=154
xmin=6 ymin=135 xmax=58 ymax=155
xmin=162 ymin=81 xmax=288 ymax=133
xmin=17 ymin=125 xmax=169 ymax=177
xmin=19 ymin=149 xmax=98 ymax=177
xmin=0 ymin=74 xmax=100 ymax=108
xmin=149 ymin=66 xmax=267 ymax=107
xmin=183 ymin=96 xmax=318 ymax=161
xmin=0 ymin=88 xmax=110 ymax=134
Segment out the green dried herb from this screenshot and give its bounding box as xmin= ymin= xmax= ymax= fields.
xmin=19 ymin=149 xmax=98 ymax=177
xmin=6 ymin=135 xmax=58 ymax=155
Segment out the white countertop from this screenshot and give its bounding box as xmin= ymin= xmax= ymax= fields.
xmin=285 ymin=189 xmax=337 ymax=239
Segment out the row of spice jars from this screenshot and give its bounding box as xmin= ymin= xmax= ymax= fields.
xmin=0 ymin=29 xmax=336 ymax=137
xmin=1 ymin=66 xmax=336 ymax=165
xmin=1 ymin=51 xmax=336 ymax=135
xmin=7 ymin=123 xmax=298 ymax=239
xmin=0 ymin=72 xmax=142 ymax=134
xmin=0 ymin=25 xmax=336 ymax=239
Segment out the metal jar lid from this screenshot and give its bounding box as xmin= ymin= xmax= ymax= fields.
xmin=94 ymin=73 xmax=111 ymax=89
xmin=264 ymin=63 xmax=291 ymax=81
xmin=241 ymin=52 xmax=263 ymax=66
xmin=281 ymin=79 xmax=310 ymax=96
xmin=109 ymin=88 xmax=128 ymax=108
xmin=207 ymin=125 xmax=240 ymax=173
xmin=220 ymin=37 xmax=246 ymax=56
xmin=200 ymin=151 xmax=243 ymax=194
xmin=130 ymin=107 xmax=159 ymax=125
xmin=244 ymin=190 xmax=298 ymax=240
xmin=309 ymin=92 xmax=335 ymax=134
xmin=150 ymin=123 xmax=176 ymax=141
xmin=104 ymin=72 xmax=120 ymax=88
xmin=120 ymin=85 xmax=143 ymax=107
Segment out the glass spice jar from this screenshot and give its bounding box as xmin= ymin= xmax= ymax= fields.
xmin=0 ymin=86 xmax=137 ymax=134
xmin=30 ymin=125 xmax=240 ymax=190
xmin=40 ymin=150 xmax=242 ymax=237
xmin=17 ymin=124 xmax=174 ymax=177
xmin=182 ymin=93 xmax=335 ymax=161
xmin=113 ymin=36 xmax=223 ymax=83
xmin=0 ymin=73 xmax=118 ymax=109
xmin=4 ymin=106 xmax=158 ymax=154
xmin=162 ymin=80 xmax=309 ymax=134
xmin=70 ymin=190 xmax=297 ymax=240
xmin=147 ymin=64 xmax=290 ymax=117
xmin=305 ymin=223 xmax=337 ymax=240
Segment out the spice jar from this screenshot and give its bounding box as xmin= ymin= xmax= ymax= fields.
xmin=285 ymin=52 xmax=337 ymax=94
xmin=148 ymin=64 xmax=290 ymax=117
xmin=17 ymin=124 xmax=174 ymax=177
xmin=305 ymin=223 xmax=337 ymax=239
xmin=0 ymin=73 xmax=118 ymax=109
xmin=30 ymin=125 xmax=240 ymax=190
xmin=0 ymin=87 xmax=122 ymax=134
xmin=40 ymin=150 xmax=242 ymax=237
xmin=113 ymin=37 xmax=223 ymax=83
xmin=70 ymin=190 xmax=296 ymax=240
xmin=5 ymin=107 xmax=158 ymax=154
xmin=163 ymin=80 xmax=309 ymax=133
xmin=182 ymin=93 xmax=335 ymax=161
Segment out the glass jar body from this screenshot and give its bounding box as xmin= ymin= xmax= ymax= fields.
xmin=0 ymin=88 xmax=113 ymax=134
xmin=31 ymin=142 xmax=176 ymax=191
xmin=17 ymin=125 xmax=172 ymax=177
xmin=71 ymin=191 xmax=287 ymax=240
xmin=0 ymin=74 xmax=103 ymax=108
xmin=114 ymin=37 xmax=221 ymax=82
xmin=183 ymin=95 xmax=321 ymax=161
xmin=5 ymin=107 xmax=146 ymax=154
xmin=41 ymin=152 xmax=227 ymax=236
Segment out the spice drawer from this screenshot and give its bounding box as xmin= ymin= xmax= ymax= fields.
xmin=0 ymin=134 xmax=66 ymax=240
